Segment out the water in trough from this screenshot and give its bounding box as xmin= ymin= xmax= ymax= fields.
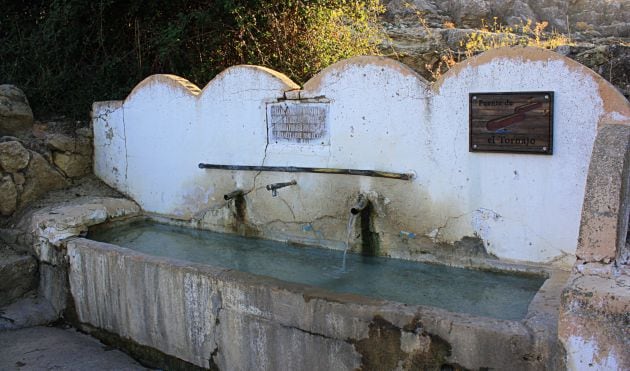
xmin=89 ymin=219 xmax=545 ymax=320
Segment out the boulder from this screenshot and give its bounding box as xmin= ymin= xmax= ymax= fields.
xmin=0 ymin=175 xmax=17 ymax=215
xmin=0 ymin=85 xmax=34 ymax=136
xmin=12 ymin=172 xmax=25 ymax=194
xmin=20 ymin=151 xmax=68 ymax=208
xmin=75 ymin=127 xmax=93 ymax=138
xmin=46 ymin=133 xmax=92 ymax=156
xmin=52 ymin=152 xmax=91 ymax=178
xmin=0 ymin=140 xmax=30 ymax=173
xmin=445 ymin=0 xmax=490 ymax=28
xmin=0 ymin=252 xmax=38 ymax=307
xmin=12 ymin=172 xmax=25 ymax=186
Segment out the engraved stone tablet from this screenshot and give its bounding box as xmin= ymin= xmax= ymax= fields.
xmin=267 ymin=102 xmax=329 ymax=145
xmin=469 ymin=92 xmax=553 ymax=154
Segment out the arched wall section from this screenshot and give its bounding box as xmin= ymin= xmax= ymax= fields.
xmin=93 ymin=48 xmax=630 ymax=267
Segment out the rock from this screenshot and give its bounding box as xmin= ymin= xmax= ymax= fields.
xmin=576 ymin=45 xmax=609 ymax=66
xmin=380 ymin=0 xmax=630 ymax=97
xmin=384 ymin=0 xmax=441 ymax=19
xmin=0 ymin=136 xmax=20 ymax=143
xmin=12 ymin=172 xmax=25 ymax=186
xmin=75 ymin=127 xmax=93 ymax=138
xmin=20 ymin=151 xmax=68 ymax=208
xmin=0 ymin=175 xmax=18 ymax=215
xmin=381 ymin=0 xmax=630 ymax=36
xmin=0 ymin=140 xmax=30 ymax=173
xmin=46 ymin=133 xmax=92 ymax=156
xmin=0 ymin=85 xmax=34 ymax=136
xmin=506 ymin=1 xmax=537 ymax=26
xmin=554 ymin=44 xmax=571 ymax=56
xmin=0 ymin=298 xmax=58 ymax=331
xmin=571 ymin=43 xmax=630 ymax=97
xmin=445 ymin=0 xmax=490 ymax=28
xmin=12 ymin=173 xmax=25 ymax=198
xmin=0 ymin=252 xmax=38 ymax=307
xmin=53 ymin=152 xmax=91 ymax=178
xmin=439 ymin=28 xmax=475 ymax=48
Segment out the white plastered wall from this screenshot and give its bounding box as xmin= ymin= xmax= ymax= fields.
xmin=92 ymin=47 xmax=630 ymax=267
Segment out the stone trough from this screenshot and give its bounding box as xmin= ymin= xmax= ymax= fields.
xmin=27 ymin=47 xmax=630 ymax=369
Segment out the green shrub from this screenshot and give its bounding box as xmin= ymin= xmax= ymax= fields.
xmin=0 ymin=0 xmax=384 ymax=121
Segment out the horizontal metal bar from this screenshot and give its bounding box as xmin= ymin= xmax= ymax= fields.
xmin=198 ymin=163 xmax=414 ymax=180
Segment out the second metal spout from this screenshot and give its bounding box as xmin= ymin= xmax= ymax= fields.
xmin=266 ymin=180 xmax=297 ymax=197
xmin=350 ymin=194 xmax=368 ymax=215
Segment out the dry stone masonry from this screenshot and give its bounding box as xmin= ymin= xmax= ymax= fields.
xmin=0 ymin=86 xmax=94 ymax=217
xmin=0 ymin=85 xmax=34 ymax=136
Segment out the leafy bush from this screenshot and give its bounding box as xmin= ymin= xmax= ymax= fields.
xmin=0 ymin=0 xmax=384 ymax=120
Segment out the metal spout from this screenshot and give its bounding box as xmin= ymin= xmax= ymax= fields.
xmin=350 ymin=194 xmax=368 ymax=215
xmin=266 ymin=180 xmax=297 ymax=197
xmin=224 ymin=189 xmax=244 ymax=201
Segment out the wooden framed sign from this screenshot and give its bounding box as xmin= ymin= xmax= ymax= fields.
xmin=469 ymin=92 xmax=553 ymax=154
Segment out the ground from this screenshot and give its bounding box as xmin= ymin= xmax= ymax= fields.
xmin=0 ymin=325 xmax=148 ymax=370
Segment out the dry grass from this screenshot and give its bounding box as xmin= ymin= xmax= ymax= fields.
xmin=428 ymin=17 xmax=574 ymax=79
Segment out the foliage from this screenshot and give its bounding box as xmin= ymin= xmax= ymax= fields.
xmin=228 ymin=0 xmax=384 ymax=85
xmin=0 ymin=0 xmax=384 ymax=120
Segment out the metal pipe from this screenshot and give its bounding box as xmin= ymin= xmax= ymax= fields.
xmin=224 ymin=189 xmax=244 ymax=201
xmin=350 ymin=194 xmax=368 ymax=215
xmin=199 ymin=163 xmax=414 ymax=181
xmin=265 ymin=180 xmax=297 ymax=197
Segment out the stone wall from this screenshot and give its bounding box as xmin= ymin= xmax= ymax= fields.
xmin=0 ymin=84 xmax=94 ymax=313
xmin=0 ymin=85 xmax=93 ymax=219
xmin=93 ymin=47 xmax=630 ymax=268
xmin=383 ymin=0 xmax=629 ymax=37
xmin=380 ymin=1 xmax=630 ymax=99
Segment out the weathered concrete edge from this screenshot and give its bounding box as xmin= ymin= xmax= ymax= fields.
xmin=27 ymin=197 xmax=141 ymax=263
xmin=559 ymin=121 xmax=630 ymax=370
xmin=66 ymin=237 xmax=564 ymax=370
xmin=558 ymin=273 xmax=630 ymax=369
xmin=18 ymin=197 xmax=141 ymax=317
xmin=576 ymin=123 xmax=630 ymax=263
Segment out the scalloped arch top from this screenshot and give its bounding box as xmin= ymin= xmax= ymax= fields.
xmin=434 ymin=46 xmax=630 ymax=120
xmin=123 ymin=49 xmax=628 ymax=119
xmin=302 ymin=55 xmax=428 ymax=92
xmin=125 ymin=65 xmax=299 ymax=103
